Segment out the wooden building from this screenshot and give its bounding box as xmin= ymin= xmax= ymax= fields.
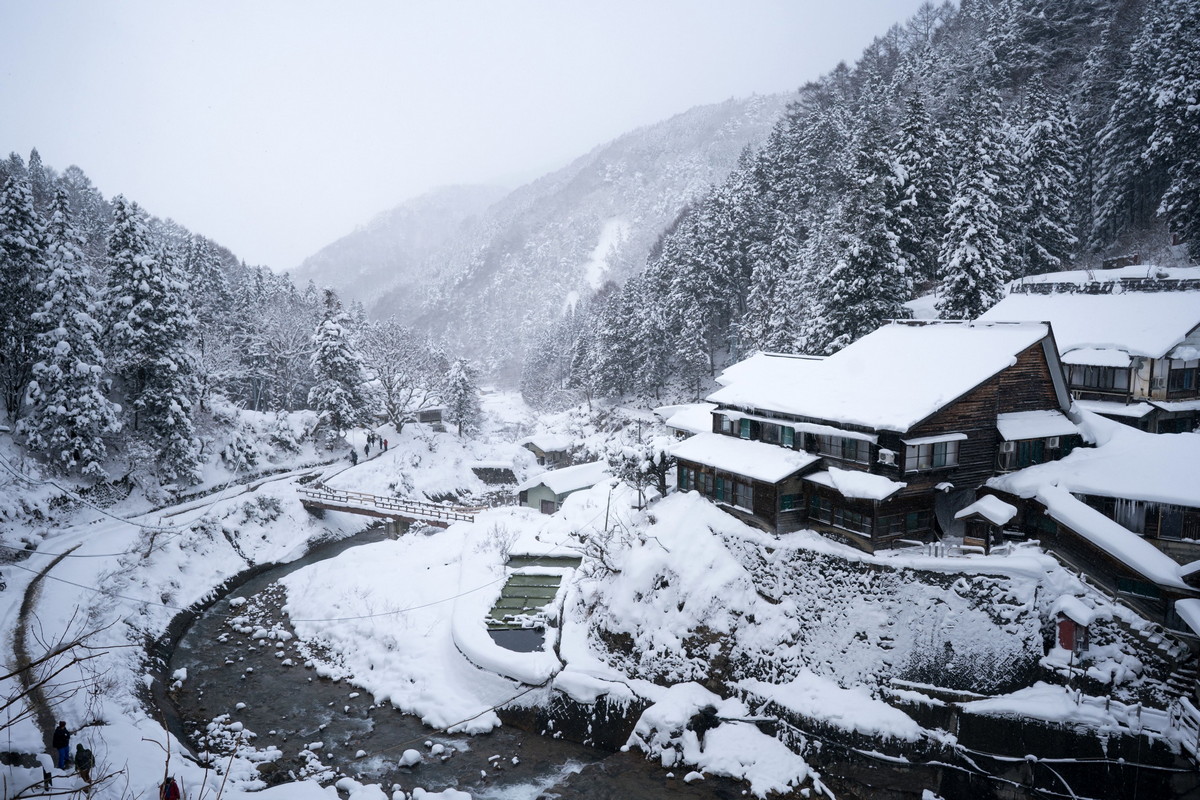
xmin=673 ymin=321 xmax=1081 ymax=552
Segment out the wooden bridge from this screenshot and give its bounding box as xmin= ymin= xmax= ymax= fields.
xmin=299 ymin=487 xmax=486 ymax=527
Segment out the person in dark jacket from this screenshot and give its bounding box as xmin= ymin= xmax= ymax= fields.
xmin=74 ymin=743 xmax=93 ymax=783
xmin=160 ymin=776 xmax=181 ymax=800
xmin=52 ymin=721 xmax=70 ymax=768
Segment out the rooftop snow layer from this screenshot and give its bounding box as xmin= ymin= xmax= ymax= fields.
xmin=980 ymin=291 xmax=1200 ymax=359
xmin=714 ymin=351 xmax=824 ymax=388
xmin=955 ymin=495 xmax=1018 ymax=526
xmin=671 ymin=432 xmax=819 ymax=483
xmin=662 ymin=403 xmax=717 ymax=435
xmin=1074 ymin=399 xmax=1154 ymax=418
xmin=520 ymin=433 xmax=574 ymax=453
xmin=1060 ymin=347 xmax=1133 ymax=367
xmin=517 ymin=460 xmax=610 ymax=495
xmin=1175 ymin=598 xmax=1200 ymax=636
xmin=996 ymin=410 xmax=1079 ymax=441
xmin=804 ymin=467 xmax=905 ymax=501
xmin=1008 ymin=264 xmax=1200 ymax=286
xmin=990 ymin=417 xmax=1200 ymax=508
xmin=708 ymin=321 xmax=1051 ymax=433
xmin=1034 ymin=485 xmax=1189 ymax=590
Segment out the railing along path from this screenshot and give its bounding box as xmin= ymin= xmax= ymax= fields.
xmin=299 ymin=486 xmax=486 ymax=524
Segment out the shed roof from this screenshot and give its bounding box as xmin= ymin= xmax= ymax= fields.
xmin=517 ymin=461 xmax=609 ymax=495
xmin=520 ymin=433 xmax=573 ymax=453
xmin=671 ymin=433 xmax=819 ymax=483
xmin=661 ymin=403 xmax=717 ymax=436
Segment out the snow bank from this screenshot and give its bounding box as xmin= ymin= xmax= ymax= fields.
xmin=740 ymin=672 xmax=924 ymax=741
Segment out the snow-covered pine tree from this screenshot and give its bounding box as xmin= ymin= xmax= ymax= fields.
xmin=894 ymin=88 xmax=947 ymax=288
xmin=307 ymin=292 xmax=373 ymax=437
xmin=23 ymin=188 xmax=121 ymax=476
xmin=442 ymin=358 xmax=481 ymax=436
xmin=1149 ymin=0 xmax=1200 ymax=260
xmin=813 ymin=110 xmax=913 ymax=354
xmin=104 ymin=196 xmax=202 ymax=482
xmin=1017 ymin=84 xmax=1081 ymax=276
xmin=937 ymin=86 xmax=1012 ymax=320
xmin=0 ymin=174 xmax=46 ymax=421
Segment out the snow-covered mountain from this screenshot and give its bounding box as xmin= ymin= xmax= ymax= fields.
xmin=297 ymin=94 xmax=791 ymax=375
xmin=289 ymin=183 xmax=506 ymax=303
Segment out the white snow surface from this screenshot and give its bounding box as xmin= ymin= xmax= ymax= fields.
xmin=1174 ymin=599 xmax=1200 ymax=636
xmin=990 ymin=412 xmax=1200 ymax=508
xmin=804 ymin=467 xmax=905 ymax=501
xmin=995 ymin=410 xmax=1079 ymax=441
xmin=981 ymin=289 xmax=1200 ymax=359
xmin=955 ymin=495 xmax=1018 ymax=526
xmin=515 ymin=460 xmax=610 ymax=495
xmin=659 ymin=402 xmax=717 ymax=436
xmin=740 ymin=672 xmax=924 ymax=741
xmin=671 ymin=432 xmax=819 ymax=482
xmin=708 ymin=321 xmax=1052 ymax=432
xmin=1074 ymin=398 xmax=1155 ymax=418
xmin=582 ymin=218 xmax=630 ymax=290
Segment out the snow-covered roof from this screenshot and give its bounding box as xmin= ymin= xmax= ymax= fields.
xmin=708 ymin=321 xmax=1053 ymax=433
xmin=996 ymin=410 xmax=1078 ymax=441
xmin=661 ymin=403 xmax=716 ymax=435
xmin=671 ymin=432 xmax=819 ymax=483
xmin=1051 ymin=595 xmax=1101 ymax=627
xmin=1008 ymin=264 xmax=1200 ymax=286
xmin=804 ymin=467 xmax=905 ymax=501
xmin=520 ymin=433 xmax=573 ymax=453
xmin=517 ymin=460 xmax=609 ymax=495
xmin=1174 ymin=598 xmax=1200 ymax=637
xmin=980 ymin=291 xmax=1200 ymax=360
xmin=714 ymin=351 xmax=824 ymax=388
xmin=989 ymin=416 xmax=1200 ymax=509
xmin=1060 ymin=347 xmax=1132 ymax=367
xmin=1154 ymin=399 xmax=1200 ymax=413
xmin=955 ymin=495 xmax=1018 ymax=526
xmin=1074 ymin=399 xmax=1154 ymax=419
xmin=1033 ymin=485 xmax=1190 ymax=591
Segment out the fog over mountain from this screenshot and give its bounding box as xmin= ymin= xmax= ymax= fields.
xmin=295 ymin=94 xmax=791 ymax=375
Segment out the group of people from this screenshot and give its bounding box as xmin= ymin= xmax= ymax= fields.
xmin=46 ymin=721 xmax=181 ymax=798
xmin=350 ymin=431 xmax=389 ymax=464
xmin=48 ymin=720 xmax=93 ymax=785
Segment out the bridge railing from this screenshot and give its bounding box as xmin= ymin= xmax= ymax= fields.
xmin=299 ymin=487 xmax=486 ymax=523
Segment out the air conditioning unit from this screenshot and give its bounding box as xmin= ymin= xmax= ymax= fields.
xmin=877 ymin=449 xmax=896 ymax=466
xmin=1047 ymin=436 xmax=1060 ymax=449
xmin=1151 ymin=377 xmax=1165 ymax=390
xmin=999 ymin=441 xmax=1016 ymax=453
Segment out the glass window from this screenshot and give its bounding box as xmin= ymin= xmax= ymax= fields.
xmin=780 ymin=493 xmax=798 ymax=511
xmin=905 ymin=440 xmax=960 ymax=472
xmin=679 ymin=466 xmax=691 ymax=492
xmin=762 ymin=423 xmax=780 ymax=444
xmin=736 ymin=481 xmax=753 ymax=510
xmin=782 ymin=427 xmax=795 ymax=448
xmin=1069 ymin=365 xmax=1131 ymax=391
xmin=715 ymin=476 xmax=727 ymax=502
xmin=739 ymin=419 xmax=752 ymax=439
xmin=718 ymin=415 xmax=734 ymax=434
xmin=816 ymin=435 xmax=870 ymax=463
xmin=1168 ymin=362 xmax=1198 ymax=391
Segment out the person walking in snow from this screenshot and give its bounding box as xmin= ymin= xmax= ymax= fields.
xmin=52 ymin=721 xmax=70 ymax=768
xmin=349 ymin=448 xmax=358 ymax=466
xmin=160 ymin=776 xmax=182 ymax=800
xmin=74 ymin=743 xmax=93 ymax=783
xmin=383 ymin=438 xmax=388 ymax=452
xmin=364 ymin=440 xmax=370 ymax=457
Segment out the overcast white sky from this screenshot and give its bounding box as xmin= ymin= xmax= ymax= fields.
xmin=3 ymin=1 xmax=931 ymax=271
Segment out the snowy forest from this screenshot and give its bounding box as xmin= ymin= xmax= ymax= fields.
xmin=0 ymin=153 xmax=474 ymax=490
xmin=520 ymin=0 xmax=1199 ymax=407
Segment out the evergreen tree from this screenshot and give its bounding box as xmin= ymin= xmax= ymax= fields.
xmin=0 ymin=175 xmax=46 ymax=421
xmin=814 ymin=112 xmax=913 ymax=354
xmin=104 ymin=197 xmax=201 ymax=482
xmin=307 ymin=293 xmax=373 ymax=437
xmin=937 ymin=88 xmax=1011 ymax=320
xmin=443 ymin=358 xmax=481 ymax=436
xmin=1018 ymin=87 xmax=1081 ymax=276
xmin=1150 ymin=0 xmax=1200 ymax=260
xmin=894 ymin=89 xmax=947 ymax=287
xmin=23 ymin=189 xmax=120 ymax=476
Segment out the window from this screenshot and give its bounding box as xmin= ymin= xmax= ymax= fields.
xmin=762 ymin=423 xmax=780 ymax=444
xmin=734 ymin=481 xmax=753 ymax=510
xmin=540 ymin=499 xmax=557 ymax=515
xmin=1117 ymin=577 xmax=1161 ymax=599
xmin=1168 ymin=360 xmax=1198 ymax=392
xmin=876 ymin=510 xmax=933 ymax=537
xmin=679 ymin=466 xmax=692 ymax=492
xmin=703 ymin=472 xmax=714 ymax=496
xmin=739 ymin=419 xmax=752 ymax=440
xmin=816 ymin=435 xmax=870 ymax=464
xmin=781 ymin=427 xmax=795 ymax=448
xmin=808 ymin=495 xmax=833 ymax=524
xmin=718 ymin=415 xmax=734 ymax=434
xmin=1069 ymin=365 xmax=1131 ymax=392
xmin=715 ymin=476 xmax=727 ymax=502
xmin=905 ymin=440 xmax=959 ymax=472
xmin=780 ymin=493 xmax=799 ymax=511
